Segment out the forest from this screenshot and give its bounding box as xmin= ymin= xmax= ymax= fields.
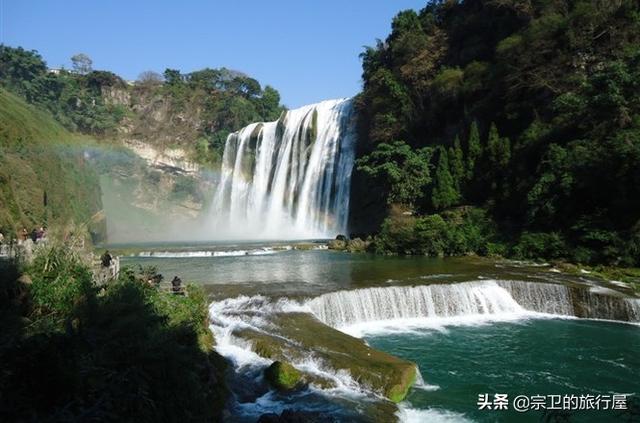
xmin=351 ymin=0 xmax=640 ymax=266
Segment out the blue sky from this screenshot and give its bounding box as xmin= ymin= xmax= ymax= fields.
xmin=2 ymin=0 xmax=426 ymax=108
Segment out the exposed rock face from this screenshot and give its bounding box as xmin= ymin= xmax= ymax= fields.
xmin=92 ymin=144 xmax=212 ymax=243
xmin=101 ymin=86 xmax=130 ymax=106
xmin=124 ymin=140 xmax=199 ymax=175
xmin=327 ymin=239 xmax=346 ymax=250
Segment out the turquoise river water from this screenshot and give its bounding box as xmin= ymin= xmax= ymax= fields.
xmin=120 ymin=243 xmax=640 ymax=422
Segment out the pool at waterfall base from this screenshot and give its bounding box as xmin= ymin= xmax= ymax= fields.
xmin=368 ymin=317 xmax=640 ymax=422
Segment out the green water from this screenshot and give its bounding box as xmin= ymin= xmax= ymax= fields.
xmin=367 ymin=318 xmax=640 ymax=422
xmin=120 ymin=246 xmax=639 ymax=421
xmin=121 ymin=247 xmax=592 ymax=299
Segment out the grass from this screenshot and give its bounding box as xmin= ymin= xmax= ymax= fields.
xmin=0 ymin=88 xmax=103 ymax=240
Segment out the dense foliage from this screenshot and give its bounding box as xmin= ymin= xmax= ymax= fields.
xmin=0 ymin=246 xmax=226 ymax=422
xmin=156 ymin=66 xmax=284 ymax=164
xmin=0 ymin=45 xmax=127 ymax=133
xmin=352 ymin=0 xmax=640 ymax=265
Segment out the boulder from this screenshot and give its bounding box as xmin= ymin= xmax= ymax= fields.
xmin=327 ymin=239 xmax=346 ymax=250
xmin=264 ymin=361 xmax=302 ymax=391
xmin=346 ymin=237 xmax=368 ymax=253
xmin=235 ymin=312 xmax=418 ymax=402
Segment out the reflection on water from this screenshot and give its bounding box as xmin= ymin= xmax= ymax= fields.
xmin=120 ymin=246 xmax=604 ymax=299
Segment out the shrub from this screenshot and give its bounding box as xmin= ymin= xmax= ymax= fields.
xmin=373 ymin=206 xmax=502 ymax=257
xmin=1 ymin=246 xmax=227 ymax=422
xmin=512 ymin=232 xmax=567 ymax=261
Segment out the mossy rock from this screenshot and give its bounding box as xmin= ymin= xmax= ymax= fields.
xmin=264 ymin=361 xmax=302 ymax=391
xmin=346 ymin=238 xmax=369 ymax=253
xmin=328 ymin=239 xmax=347 ymax=250
xmin=234 ymin=313 xmax=418 ymax=403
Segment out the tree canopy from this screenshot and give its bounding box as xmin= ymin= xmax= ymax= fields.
xmin=353 ymin=0 xmax=640 ymax=265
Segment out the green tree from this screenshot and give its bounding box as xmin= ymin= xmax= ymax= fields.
xmin=259 ymin=85 xmax=283 ymax=121
xmin=356 ymin=140 xmax=431 ymax=207
xmin=431 ymin=147 xmax=459 ymax=210
xmin=71 ymin=53 xmax=92 ymax=75
xmin=487 ymin=123 xmax=511 ymax=168
xmin=448 ymin=135 xmax=465 ymax=192
xmin=163 ymin=68 xmax=183 ymax=85
xmin=466 ymin=121 xmax=481 ymax=181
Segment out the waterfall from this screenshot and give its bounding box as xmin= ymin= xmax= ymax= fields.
xmin=307 ymin=281 xmax=526 ymax=328
xmin=212 ymin=98 xmax=355 ymax=239
xmin=306 ymin=280 xmax=640 ymax=328
xmin=496 ymin=280 xmax=574 ymax=316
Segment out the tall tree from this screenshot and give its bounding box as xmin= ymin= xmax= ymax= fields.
xmin=448 ymin=135 xmax=465 ymax=192
xmin=432 ymin=147 xmax=459 ymax=210
xmin=487 ymin=123 xmax=511 ymax=169
xmin=466 ymin=121 xmax=481 ymax=181
xmin=71 ymin=53 xmax=92 ymax=75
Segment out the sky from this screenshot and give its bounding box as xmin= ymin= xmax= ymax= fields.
xmin=1 ymin=0 xmax=427 ymax=108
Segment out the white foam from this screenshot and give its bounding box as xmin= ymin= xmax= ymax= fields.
xmin=208 ymin=295 xmax=370 ymax=401
xmin=340 ymin=312 xmax=536 ymax=338
xmin=306 ymin=281 xmax=530 ymax=328
xmin=136 ymin=247 xmax=281 ymax=258
xmin=396 ymin=404 xmax=475 ymax=423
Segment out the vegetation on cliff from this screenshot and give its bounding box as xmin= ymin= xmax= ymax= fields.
xmin=0 ymin=45 xmax=285 ymax=165
xmin=0 ymin=245 xmax=226 ymax=422
xmin=0 ymin=88 xmax=103 ymax=240
xmin=352 ymin=0 xmax=640 ymax=266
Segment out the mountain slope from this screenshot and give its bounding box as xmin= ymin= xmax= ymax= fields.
xmin=0 ymin=88 xmax=103 ymax=240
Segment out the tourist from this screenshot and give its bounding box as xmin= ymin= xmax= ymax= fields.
xmin=30 ymin=228 xmax=38 ymax=243
xmin=101 ymin=251 xmax=113 ymax=268
xmin=36 ymin=226 xmax=44 ymax=240
xmin=171 ymin=276 xmax=183 ymax=294
xmin=20 ymin=228 xmax=28 ymax=242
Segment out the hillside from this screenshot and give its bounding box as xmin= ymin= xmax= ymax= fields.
xmin=0 ymin=88 xmax=103 ymax=241
xmin=0 ymin=46 xmax=285 ymax=166
xmin=351 ymin=0 xmax=640 ymax=266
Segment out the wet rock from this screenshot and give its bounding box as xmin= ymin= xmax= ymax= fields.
xmin=327 ymin=239 xmax=347 ymax=250
xmin=264 ymin=361 xmax=302 ymax=391
xmin=235 ymin=313 xmax=418 ymax=402
xmin=346 ymin=237 xmax=368 ymax=253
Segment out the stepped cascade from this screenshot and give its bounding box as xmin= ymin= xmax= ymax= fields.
xmin=212 ymin=98 xmax=355 ymax=239
xmin=306 ymin=280 xmax=640 ymax=328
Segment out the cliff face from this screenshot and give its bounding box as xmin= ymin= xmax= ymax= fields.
xmin=90 ymin=140 xmax=215 ymax=244
xmin=102 ymin=85 xmax=205 ymax=149
xmin=93 ymin=85 xmax=217 ymax=243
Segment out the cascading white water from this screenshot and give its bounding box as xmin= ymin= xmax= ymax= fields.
xmin=306 ymin=281 xmax=528 ymax=328
xmin=306 ymin=280 xmax=640 ymax=328
xmin=496 ymin=280 xmax=575 ymax=316
xmin=628 ymin=299 xmax=640 ymax=321
xmin=211 ymin=98 xmax=355 ymax=239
